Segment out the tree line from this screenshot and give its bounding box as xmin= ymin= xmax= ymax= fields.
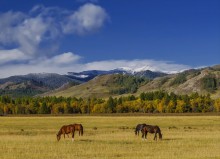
xmin=0 ymin=91 xmax=219 ymax=115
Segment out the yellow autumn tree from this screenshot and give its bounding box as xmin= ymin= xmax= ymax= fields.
xmin=166 ymin=100 xmax=176 ymax=113
xmin=157 ymin=99 xmax=165 ymax=113
xmin=214 ymin=98 xmax=220 ymax=112
xmin=175 ymin=100 xmax=186 ymax=113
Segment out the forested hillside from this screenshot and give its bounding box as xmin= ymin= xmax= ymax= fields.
xmin=45 ymin=74 xmax=150 ymax=98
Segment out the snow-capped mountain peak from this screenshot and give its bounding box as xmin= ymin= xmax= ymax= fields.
xmin=67 ymin=68 xmax=167 ymax=82
xmin=116 ymin=65 xmax=157 ymax=74
xmin=115 ymin=67 xmax=135 ymax=74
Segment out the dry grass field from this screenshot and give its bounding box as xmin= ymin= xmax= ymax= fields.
xmin=0 ymin=115 xmax=219 ymax=159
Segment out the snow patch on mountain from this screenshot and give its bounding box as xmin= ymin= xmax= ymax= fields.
xmin=70 ymin=74 xmax=89 ymax=78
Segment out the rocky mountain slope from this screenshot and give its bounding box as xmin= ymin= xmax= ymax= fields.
xmin=137 ymin=66 xmax=220 ymax=98
xmin=46 ymin=65 xmax=220 ymax=99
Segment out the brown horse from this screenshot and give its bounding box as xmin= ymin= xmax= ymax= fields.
xmin=71 ymin=124 xmax=84 ymax=136
xmin=141 ymin=125 xmax=162 ymax=141
xmin=56 ymin=124 xmax=75 ymax=141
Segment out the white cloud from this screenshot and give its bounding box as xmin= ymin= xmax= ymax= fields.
xmin=42 ymin=52 xmax=82 ymax=66
xmin=17 ymin=17 xmax=50 ymax=55
xmin=0 ymin=10 xmax=57 ymax=56
xmin=0 ymin=3 xmax=109 ymax=59
xmin=0 ymin=49 xmax=30 ymax=64
xmin=0 ymin=52 xmax=82 ymax=77
xmin=0 ymin=11 xmax=25 ymax=45
xmin=62 ymin=3 xmax=108 ymax=35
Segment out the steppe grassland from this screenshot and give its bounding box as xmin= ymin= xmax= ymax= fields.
xmin=0 ymin=116 xmax=219 ymax=159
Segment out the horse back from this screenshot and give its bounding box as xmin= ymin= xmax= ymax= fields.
xmin=71 ymin=124 xmax=81 ymax=130
xmin=143 ymin=125 xmax=160 ymax=133
xmin=61 ymin=125 xmax=75 ymax=134
xmin=72 ymin=123 xmax=83 ymax=136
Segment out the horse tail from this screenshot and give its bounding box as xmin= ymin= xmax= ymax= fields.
xmin=157 ymin=126 xmax=160 ymax=130
xmin=157 ymin=126 xmax=161 ymax=133
xmin=80 ymin=124 xmax=83 ymax=136
xmin=156 ymin=126 xmax=162 ymax=139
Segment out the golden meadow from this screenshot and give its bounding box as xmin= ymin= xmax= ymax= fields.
xmin=0 ymin=115 xmax=219 ymax=159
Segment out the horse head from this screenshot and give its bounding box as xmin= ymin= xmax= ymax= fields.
xmin=56 ymin=134 xmax=61 ymax=141
xmin=134 ymin=130 xmax=137 ymax=135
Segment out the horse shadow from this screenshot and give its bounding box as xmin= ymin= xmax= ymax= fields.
xmin=79 ymin=139 xmax=93 ymax=142
xmin=162 ymin=138 xmax=182 ymax=141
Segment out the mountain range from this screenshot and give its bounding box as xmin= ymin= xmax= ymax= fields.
xmin=0 ymin=65 xmax=220 ymax=98
xmin=0 ymin=69 xmax=166 ymax=97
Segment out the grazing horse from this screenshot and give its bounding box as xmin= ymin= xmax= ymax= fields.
xmin=135 ymin=123 xmax=147 ymax=136
xmin=56 ymin=125 xmax=75 ymax=141
xmin=71 ymin=124 xmax=84 ymax=136
xmin=141 ymin=125 xmax=162 ymax=141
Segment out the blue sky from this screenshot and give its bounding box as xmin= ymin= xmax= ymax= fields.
xmin=0 ymin=0 xmax=219 ymax=77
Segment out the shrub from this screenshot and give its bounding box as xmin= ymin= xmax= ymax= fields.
xmin=201 ymin=75 xmax=217 ymax=92
xmin=170 ymin=73 xmax=187 ymax=86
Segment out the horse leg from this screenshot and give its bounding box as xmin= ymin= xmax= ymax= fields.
xmin=145 ymin=132 xmax=148 ymax=140
xmin=141 ymin=131 xmax=145 ymax=140
xmin=154 ymin=132 xmax=157 ymax=141
xmin=72 ymin=132 xmax=75 ymax=142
